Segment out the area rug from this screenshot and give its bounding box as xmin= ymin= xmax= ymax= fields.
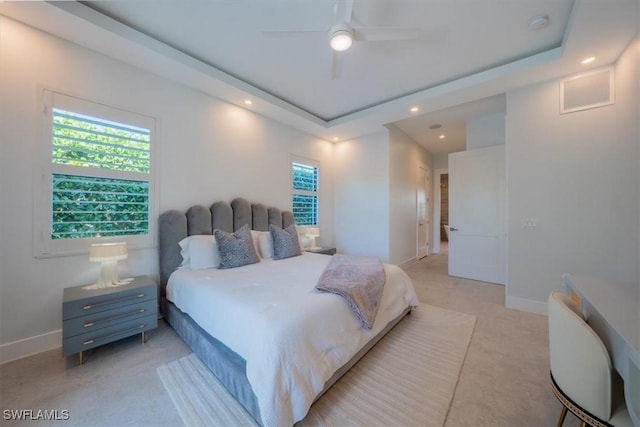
xmin=157 ymin=304 xmax=476 ymax=427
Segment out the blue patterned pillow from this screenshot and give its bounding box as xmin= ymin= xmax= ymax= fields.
xmin=270 ymin=224 xmax=302 ymax=260
xmin=214 ymin=224 xmax=260 ymax=269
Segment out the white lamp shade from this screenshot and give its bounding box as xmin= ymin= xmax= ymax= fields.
xmin=305 ymin=227 xmax=320 ymax=237
xmin=84 ymin=242 xmax=132 ymax=290
xmin=89 ymin=242 xmax=128 ymax=263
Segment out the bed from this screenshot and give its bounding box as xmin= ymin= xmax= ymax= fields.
xmin=159 ymin=198 xmax=419 ymax=426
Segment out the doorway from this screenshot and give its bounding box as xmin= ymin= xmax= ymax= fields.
xmin=417 ymin=164 xmax=430 ymax=259
xmin=433 ymin=168 xmax=448 ymax=254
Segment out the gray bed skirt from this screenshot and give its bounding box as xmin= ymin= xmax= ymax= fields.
xmin=160 ymin=298 xmax=262 ymax=424
xmin=161 ymin=297 xmax=412 ymax=426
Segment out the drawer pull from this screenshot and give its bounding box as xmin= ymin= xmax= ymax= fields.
xmin=82 ymin=324 xmax=146 ymax=346
xmin=83 ymin=309 xmax=146 ymax=328
xmin=83 ymin=293 xmax=146 ymax=310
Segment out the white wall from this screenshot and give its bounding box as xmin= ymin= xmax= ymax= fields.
xmin=333 ymin=132 xmax=390 ymax=261
xmin=332 ymin=127 xmax=431 ymax=265
xmin=505 ymin=35 xmax=639 ymax=310
xmin=0 ymin=17 xmax=335 ymax=361
xmin=466 ymin=113 xmax=505 ymax=150
xmin=387 ymin=125 xmax=432 ymax=265
xmin=431 ymin=153 xmax=449 ymax=170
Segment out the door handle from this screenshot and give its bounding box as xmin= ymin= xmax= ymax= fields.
xmin=449 ymin=227 xmax=458 ymax=231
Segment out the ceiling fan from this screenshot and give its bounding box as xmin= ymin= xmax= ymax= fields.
xmin=262 ymin=0 xmax=421 ymax=79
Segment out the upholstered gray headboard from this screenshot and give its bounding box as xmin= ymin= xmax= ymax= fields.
xmin=158 ymin=197 xmax=294 ymax=286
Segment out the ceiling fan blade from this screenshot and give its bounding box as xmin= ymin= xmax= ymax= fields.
xmin=354 ymin=27 xmax=421 ymax=41
xmin=331 ymin=51 xmax=343 ymax=80
xmin=334 ymin=0 xmax=353 ymax=24
xmin=262 ymin=29 xmax=327 ymax=38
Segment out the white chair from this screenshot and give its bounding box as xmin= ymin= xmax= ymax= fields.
xmin=548 ymin=291 xmax=632 ymax=427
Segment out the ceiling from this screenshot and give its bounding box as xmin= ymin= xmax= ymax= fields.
xmin=393 ymin=94 xmax=506 ymax=154
xmin=2 ymin=0 xmax=638 ymax=152
xmin=82 ymin=0 xmax=572 ymax=122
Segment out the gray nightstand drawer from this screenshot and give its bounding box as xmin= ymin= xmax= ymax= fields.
xmin=63 ymin=313 xmax=157 ymax=356
xmin=62 ymin=276 xmax=158 ymax=361
xmin=63 ymin=299 xmax=157 ymax=339
xmin=63 ymin=283 xmax=156 ymax=320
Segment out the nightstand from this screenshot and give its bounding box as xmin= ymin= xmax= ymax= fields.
xmin=306 ymin=247 xmax=337 ymax=255
xmin=62 ymin=275 xmax=158 ymax=364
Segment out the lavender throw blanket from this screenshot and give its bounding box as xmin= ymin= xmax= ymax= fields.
xmin=315 ymin=255 xmax=386 ymax=329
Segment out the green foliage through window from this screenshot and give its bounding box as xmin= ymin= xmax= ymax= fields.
xmin=292 ymin=194 xmax=317 ymax=225
xmin=52 ymin=174 xmax=149 ymax=239
xmin=292 ymin=161 xmax=318 ymax=226
xmin=52 ymin=109 xmax=150 ymax=173
xmin=292 ymin=163 xmax=317 ymax=192
xmin=50 ymin=108 xmax=151 ymax=240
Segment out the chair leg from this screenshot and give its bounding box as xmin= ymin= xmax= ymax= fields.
xmin=557 ymin=406 xmax=568 ymax=427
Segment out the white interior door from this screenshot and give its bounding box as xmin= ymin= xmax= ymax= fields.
xmin=448 ymin=146 xmax=506 ymax=284
xmin=417 ymin=165 xmax=430 ymax=259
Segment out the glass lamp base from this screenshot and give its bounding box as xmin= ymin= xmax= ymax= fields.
xmin=83 ymin=261 xmax=133 ymax=290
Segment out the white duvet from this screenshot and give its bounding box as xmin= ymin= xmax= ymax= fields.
xmin=166 ymin=252 xmax=418 ymax=427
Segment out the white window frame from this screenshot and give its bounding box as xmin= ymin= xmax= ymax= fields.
xmin=290 ymin=155 xmax=320 ymax=228
xmin=34 ymin=89 xmax=158 ymax=258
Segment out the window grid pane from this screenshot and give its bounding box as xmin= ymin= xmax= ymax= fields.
xmin=292 ymin=194 xmax=318 ymax=226
xmin=52 ymin=109 xmax=150 ymax=174
xmin=51 ymin=174 xmax=149 ymax=240
xmin=292 ymin=162 xmax=318 ymax=191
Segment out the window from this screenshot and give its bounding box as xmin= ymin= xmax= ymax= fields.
xmin=291 ymin=158 xmax=319 ymax=226
xmin=35 ymin=90 xmax=156 ymax=257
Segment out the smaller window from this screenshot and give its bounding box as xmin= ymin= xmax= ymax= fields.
xmin=291 ymin=158 xmax=319 ymax=226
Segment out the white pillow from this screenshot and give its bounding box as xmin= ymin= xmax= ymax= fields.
xmin=251 ymin=230 xmax=273 ymax=259
xmin=250 ymin=230 xmax=262 ymax=257
xmin=178 ymin=235 xmax=221 ymax=269
xmin=258 ymin=231 xmax=274 ymax=259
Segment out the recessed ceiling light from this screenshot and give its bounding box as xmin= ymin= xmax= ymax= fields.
xmin=528 ymin=15 xmax=549 ymax=31
xmin=410 ymin=106 xmax=419 ymax=113
xmin=581 ymin=56 xmax=596 ymax=65
xmin=332 ymin=137 xmax=340 ymax=142
xmin=429 ymin=124 xmax=442 ymax=130
xmin=439 ymin=134 xmax=445 ymax=139
xmin=244 ymin=100 xmax=253 ymax=105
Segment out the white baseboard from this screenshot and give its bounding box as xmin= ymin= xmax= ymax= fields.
xmin=0 ymin=330 xmax=61 ymax=364
xmin=505 ymin=295 xmax=548 ymax=316
xmin=398 ymin=257 xmax=418 ymax=270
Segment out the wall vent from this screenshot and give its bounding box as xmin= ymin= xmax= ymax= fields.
xmin=560 ymin=67 xmax=614 ymax=114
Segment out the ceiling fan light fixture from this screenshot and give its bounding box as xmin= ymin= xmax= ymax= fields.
xmin=330 ymin=24 xmax=353 ymax=51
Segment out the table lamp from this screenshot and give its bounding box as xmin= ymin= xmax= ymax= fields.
xmin=306 ymin=227 xmax=320 ymax=250
xmin=83 ymin=242 xmax=133 ymax=290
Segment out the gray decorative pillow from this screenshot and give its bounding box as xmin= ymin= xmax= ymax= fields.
xmin=214 ymin=224 xmax=260 ymax=269
xmin=270 ymin=224 xmax=302 ymax=260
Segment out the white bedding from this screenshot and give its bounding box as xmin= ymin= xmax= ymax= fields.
xmin=166 ymin=252 xmax=418 ymax=427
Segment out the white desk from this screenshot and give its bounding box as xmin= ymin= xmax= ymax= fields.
xmin=563 ymin=274 xmax=640 ymax=426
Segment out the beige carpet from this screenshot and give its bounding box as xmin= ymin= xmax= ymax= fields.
xmin=157 ymin=304 xmax=476 ymax=427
